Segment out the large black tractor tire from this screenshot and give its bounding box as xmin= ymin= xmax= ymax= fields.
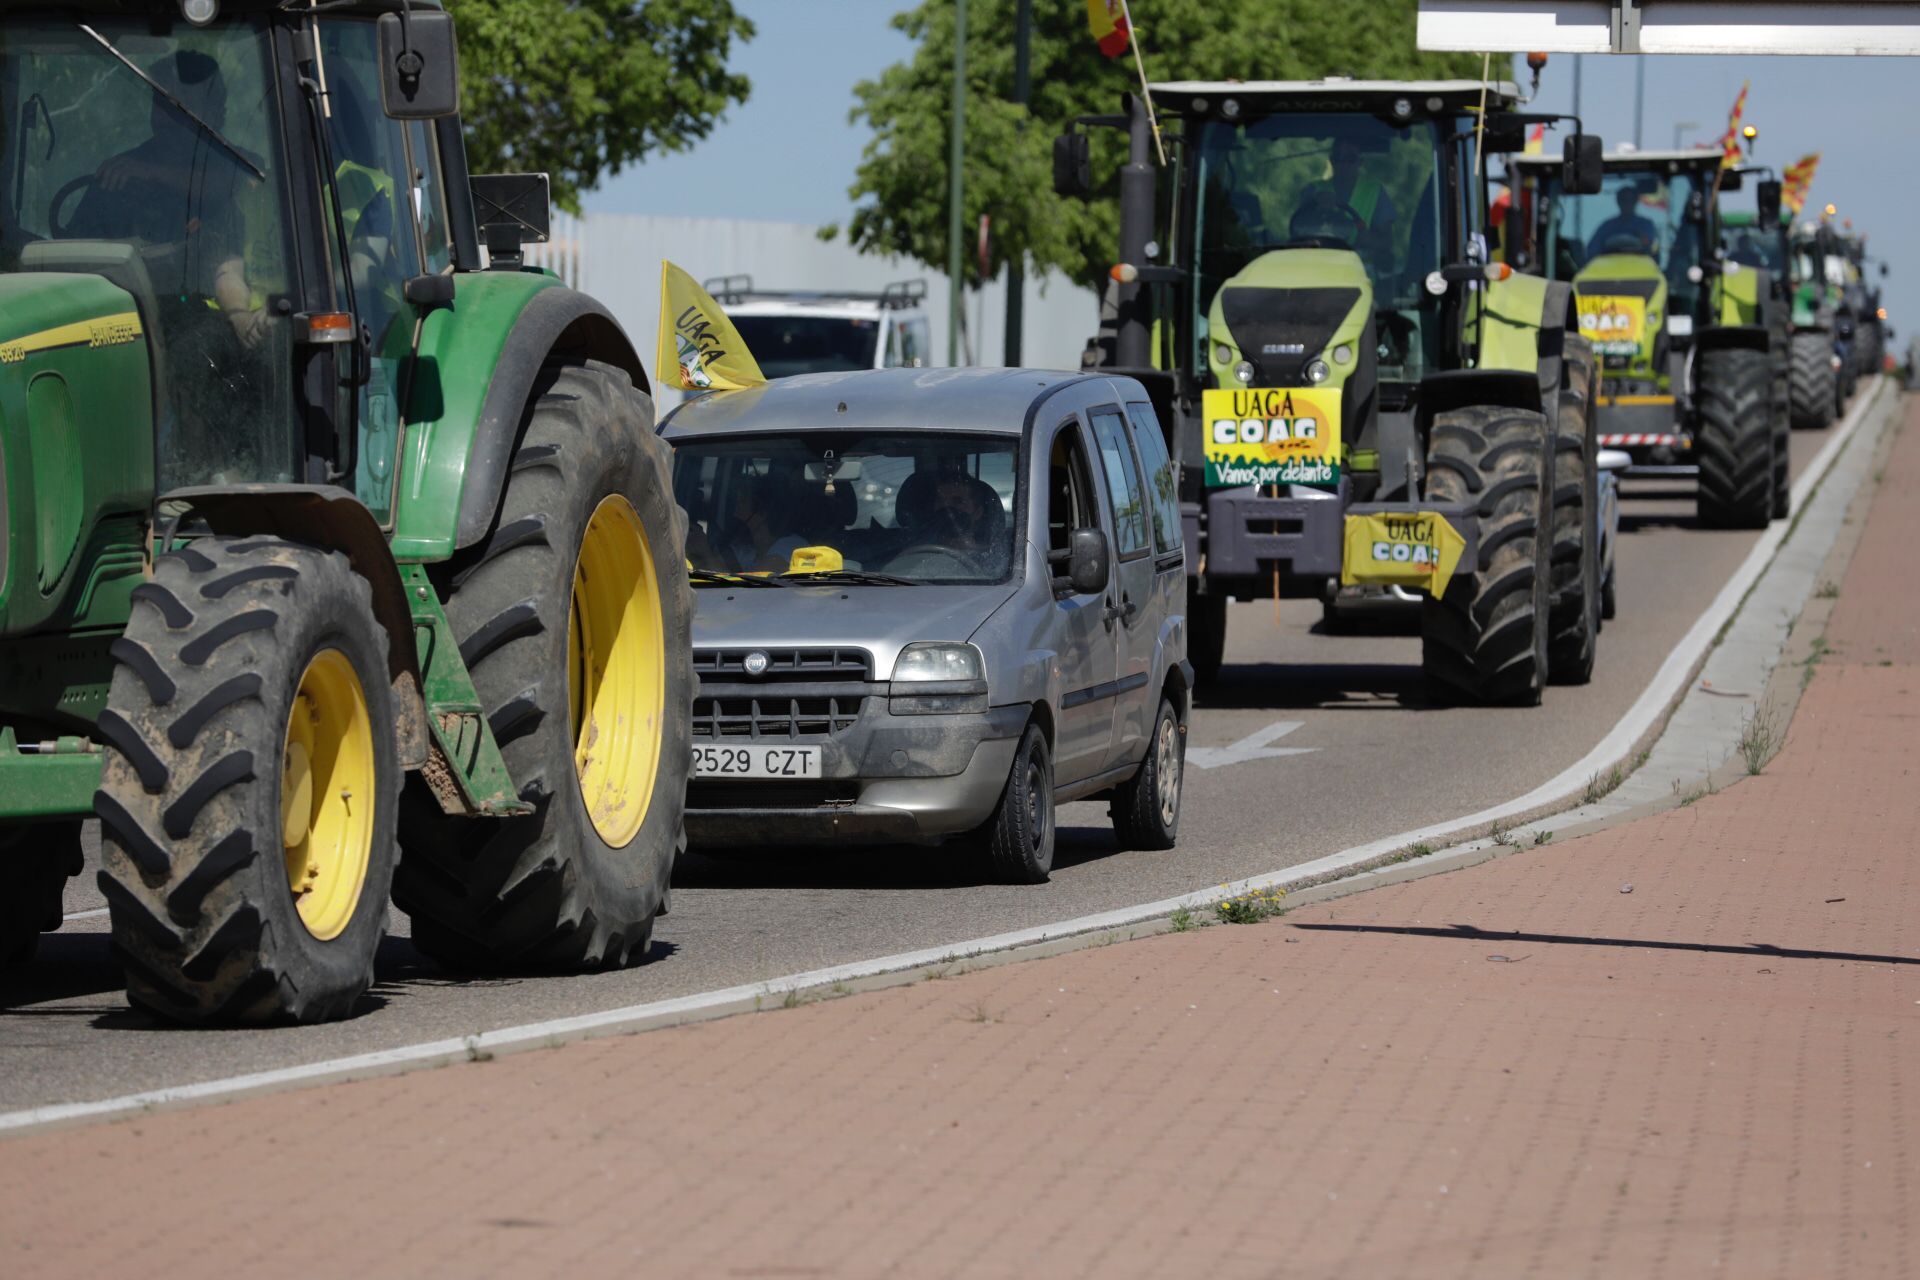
xmin=393 ymin=360 xmax=693 ymax=972
xmin=1547 ymin=337 xmax=1600 ymax=685
xmin=1788 ymin=331 xmax=1835 ymax=430
xmin=96 ymin=539 xmax=400 ymax=1024
xmin=1187 ymin=589 xmax=1227 ymax=688
xmin=1420 ymin=405 xmax=1552 ymax=707
xmin=1770 ymin=383 xmax=1792 ymax=522
xmin=0 ymin=821 xmax=83 ymax=963
xmin=1695 ymin=346 xmax=1776 ymax=530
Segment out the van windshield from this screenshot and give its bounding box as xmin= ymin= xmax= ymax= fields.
xmin=731 ymin=315 xmax=881 ymax=377
xmin=672 ymin=433 xmax=1019 ymax=584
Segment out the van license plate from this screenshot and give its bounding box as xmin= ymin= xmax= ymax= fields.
xmin=692 ymin=745 xmax=823 ymax=779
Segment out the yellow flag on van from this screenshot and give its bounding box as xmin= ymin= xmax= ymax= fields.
xmin=657 ymin=261 xmax=766 ymax=392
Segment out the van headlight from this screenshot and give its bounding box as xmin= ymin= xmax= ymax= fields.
xmin=889 ymin=642 xmax=989 ymax=714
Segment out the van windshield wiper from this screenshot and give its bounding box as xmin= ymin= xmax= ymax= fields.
xmin=76 ymin=21 xmax=266 ymax=180
xmin=778 ymin=569 xmax=918 ymax=586
xmin=689 ymin=569 xmax=787 ymax=588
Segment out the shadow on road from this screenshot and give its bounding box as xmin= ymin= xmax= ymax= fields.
xmin=1194 ymin=662 xmax=1431 ymax=712
xmin=1290 ymin=921 xmax=1920 ymax=966
xmin=674 ymin=822 xmax=1127 ymax=891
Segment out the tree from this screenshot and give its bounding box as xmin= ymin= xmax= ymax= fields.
xmin=846 ymin=0 xmax=1483 ymax=291
xmin=447 ymin=0 xmax=754 ymax=213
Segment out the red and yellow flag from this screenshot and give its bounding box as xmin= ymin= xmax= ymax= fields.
xmin=1086 ymin=0 xmax=1130 ymax=59
xmin=1716 ymin=80 xmax=1750 ymax=169
xmin=1781 ymin=152 xmax=1820 ymax=215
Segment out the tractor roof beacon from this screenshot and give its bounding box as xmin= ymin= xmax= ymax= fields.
xmin=1508 ymin=147 xmax=1792 ymax=527
xmin=0 ymin=1 xmax=693 ymax=1023
xmin=1057 ymin=78 xmax=1609 ymax=702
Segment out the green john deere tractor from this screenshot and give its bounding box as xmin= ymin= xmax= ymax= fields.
xmin=1058 ymin=79 xmax=1607 ymax=702
xmin=1509 ymin=148 xmax=1789 ymax=529
xmin=0 ymin=2 xmax=692 ymax=1023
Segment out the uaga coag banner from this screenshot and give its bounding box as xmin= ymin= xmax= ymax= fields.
xmin=1202 ymin=386 xmax=1341 ymax=489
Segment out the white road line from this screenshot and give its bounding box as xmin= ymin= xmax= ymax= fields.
xmin=6 ymin=380 xmax=1889 ymax=1138
xmin=60 ymin=908 xmax=108 ymax=922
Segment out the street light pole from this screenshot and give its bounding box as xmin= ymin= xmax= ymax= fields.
xmin=1632 ymin=58 xmax=1645 ymax=148
xmin=947 ymin=0 xmax=968 ymax=366
xmin=1003 ymin=0 xmax=1032 ymax=368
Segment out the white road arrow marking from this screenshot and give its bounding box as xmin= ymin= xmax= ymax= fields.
xmin=1186 ymin=720 xmax=1320 ymax=770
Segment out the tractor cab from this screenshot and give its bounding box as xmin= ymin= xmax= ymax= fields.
xmin=1511 ymin=148 xmax=1790 ymax=526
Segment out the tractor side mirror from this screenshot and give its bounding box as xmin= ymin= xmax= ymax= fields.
xmin=1053 ymin=133 xmax=1092 ymax=199
xmin=377 ymin=10 xmax=461 ymax=119
xmin=1757 ymin=180 xmax=1783 ymax=229
xmin=1067 ymin=527 xmax=1110 ymax=595
xmin=470 ymin=173 xmax=551 ymax=269
xmin=1564 ymin=133 xmax=1604 ymax=196
xmin=1881 ymin=262 xmax=1891 ymax=278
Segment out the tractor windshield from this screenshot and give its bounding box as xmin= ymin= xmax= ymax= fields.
xmin=1539 ymin=167 xmax=1710 ymax=313
xmin=1190 ymin=111 xmax=1446 ymax=381
xmin=1721 ymin=218 xmax=1785 ymax=275
xmin=0 ymin=14 xmax=298 ymax=488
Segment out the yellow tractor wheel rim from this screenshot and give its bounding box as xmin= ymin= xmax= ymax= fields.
xmin=281 ymin=648 xmax=376 ymax=941
xmin=571 ymin=494 xmax=666 ymax=849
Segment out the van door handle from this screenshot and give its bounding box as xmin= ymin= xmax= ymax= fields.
xmin=1106 ymin=595 xmax=1137 ymax=626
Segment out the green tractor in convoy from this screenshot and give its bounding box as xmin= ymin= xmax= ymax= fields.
xmin=1722 ymin=204 xmax=1839 ymax=432
xmin=1508 ymin=148 xmax=1790 ymax=529
xmin=0 ymin=1 xmax=692 ymax=1022
xmin=1057 ymin=79 xmax=1607 ymax=702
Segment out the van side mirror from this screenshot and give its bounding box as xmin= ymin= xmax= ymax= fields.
xmin=377 ymin=10 xmax=461 ymax=119
xmin=1757 ymin=179 xmax=1783 ymax=228
xmin=1053 ymin=133 xmax=1092 ymax=199
xmin=1067 ymin=527 xmax=1110 ymax=595
xmin=1564 ymin=133 xmax=1604 ymax=196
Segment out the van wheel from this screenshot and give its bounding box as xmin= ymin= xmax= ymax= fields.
xmin=983 ymin=724 xmax=1055 ymax=884
xmin=1110 ymin=697 xmax=1183 ymax=851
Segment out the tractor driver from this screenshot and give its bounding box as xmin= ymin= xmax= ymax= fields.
xmin=68 ymin=50 xmax=273 ymax=351
xmin=1586 ymin=185 xmax=1659 ymax=259
xmin=1294 ymin=136 xmax=1399 ymax=257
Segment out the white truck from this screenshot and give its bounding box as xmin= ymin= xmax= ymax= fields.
xmin=703 ymin=276 xmax=933 ymax=378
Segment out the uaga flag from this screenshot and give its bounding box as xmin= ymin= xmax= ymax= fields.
xmin=656 ymin=261 xmax=766 ymax=393
xmin=1716 ymin=80 xmax=1750 ymax=169
xmin=1086 ymin=0 xmax=1130 ymax=58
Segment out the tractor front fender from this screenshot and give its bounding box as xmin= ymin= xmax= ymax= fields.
xmin=1476 ymin=273 xmax=1574 ymax=430
xmin=1695 ymin=323 xmax=1771 ymax=356
xmin=164 ymin=484 xmax=427 ymax=770
xmin=389 ymin=273 xmax=650 ymax=562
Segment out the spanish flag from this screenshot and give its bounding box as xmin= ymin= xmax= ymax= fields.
xmin=1782 ymin=152 xmax=1820 ymax=215
xmin=1086 ymin=0 xmax=1130 ymax=59
xmin=656 ymin=261 xmax=766 ymax=393
xmin=1716 ymin=81 xmax=1749 ymax=169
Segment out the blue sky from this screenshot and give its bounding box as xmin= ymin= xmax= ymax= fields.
xmin=591 ymin=7 xmax=1917 ymax=347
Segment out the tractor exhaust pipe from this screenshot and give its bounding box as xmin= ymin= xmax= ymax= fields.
xmin=1115 ymin=93 xmax=1155 ymax=369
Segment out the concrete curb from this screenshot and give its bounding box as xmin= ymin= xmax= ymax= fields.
xmin=1 ymin=379 xmax=1898 ymax=1138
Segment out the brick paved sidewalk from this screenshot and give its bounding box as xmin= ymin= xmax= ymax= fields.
xmin=5 ymin=411 xmax=1918 ymax=1278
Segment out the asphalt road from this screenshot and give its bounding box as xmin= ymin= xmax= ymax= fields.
xmin=0 ymin=417 xmax=1846 ymax=1112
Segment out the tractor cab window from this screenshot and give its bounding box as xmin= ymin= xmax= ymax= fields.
xmin=1190 ymin=111 xmax=1446 ymax=385
xmin=0 ymin=14 xmax=299 ymax=488
xmin=318 ymin=19 xmax=428 ymax=523
xmin=1539 ymin=168 xmax=1708 ymax=313
xmin=1722 ymin=219 xmax=1785 ymax=274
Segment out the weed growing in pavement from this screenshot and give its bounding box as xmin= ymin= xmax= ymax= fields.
xmin=1583 ymin=765 xmax=1625 ymax=806
xmin=923 ymin=964 xmax=952 ymax=982
xmin=781 ymin=988 xmax=804 ymax=1010
xmin=1805 ymin=633 xmax=1831 ymax=666
xmin=1533 ymin=829 xmax=1554 ymax=846
xmin=959 ymin=998 xmax=1002 ymax=1024
xmin=1489 ymin=821 xmax=1518 ymax=848
xmin=1739 ymin=707 xmax=1779 ymax=775
xmin=831 ymin=980 xmax=851 ymax=997
xmin=1214 ymin=885 xmax=1288 ymax=924
xmin=1816 ymin=580 xmax=1842 ymax=600
xmin=1635 ymin=749 xmax=1650 ymax=769
xmin=1389 ymin=842 xmax=1436 ymax=865
xmin=1673 ymin=776 xmax=1716 ymax=807
xmin=1169 ymin=906 xmax=1196 ymax=932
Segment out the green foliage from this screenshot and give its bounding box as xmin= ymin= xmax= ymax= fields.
xmin=1214 ymin=885 xmax=1287 ymax=924
xmin=447 ymin=0 xmax=753 ymax=213
xmin=846 ymin=0 xmax=1481 ymax=291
